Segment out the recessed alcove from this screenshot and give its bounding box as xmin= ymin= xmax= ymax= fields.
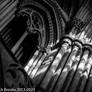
xmin=1 ymin=14 xmax=40 ymax=66
xmin=19 ymin=33 xmax=39 ymax=66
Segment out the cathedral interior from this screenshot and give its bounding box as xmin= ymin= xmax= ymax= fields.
xmin=1 ymin=0 xmax=92 ymax=92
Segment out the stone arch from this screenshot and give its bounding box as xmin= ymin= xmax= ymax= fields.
xmin=17 ymin=0 xmax=68 ymax=50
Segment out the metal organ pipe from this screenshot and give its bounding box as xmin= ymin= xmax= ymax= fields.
xmin=0 ymin=0 xmax=18 ymax=31
xmin=1 ymin=0 xmax=92 ymax=92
